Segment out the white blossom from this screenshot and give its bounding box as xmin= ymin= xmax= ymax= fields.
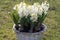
xmin=13 ymin=1 xmax=49 ymax=22
xmin=41 ymin=1 xmax=49 ymax=14
xmin=31 ymin=13 xmax=38 ymax=22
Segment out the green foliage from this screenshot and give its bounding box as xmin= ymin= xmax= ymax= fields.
xmin=9 ymin=10 xmax=19 ymax=25
xmin=20 ymin=14 xmax=38 ymax=32
xmin=20 ymin=14 xmax=31 ymax=28
xmin=37 ymin=12 xmax=47 ymax=24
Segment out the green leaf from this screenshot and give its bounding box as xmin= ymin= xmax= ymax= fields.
xmin=37 ymin=12 xmax=47 ymax=24
xmin=9 ymin=10 xmax=19 ymax=25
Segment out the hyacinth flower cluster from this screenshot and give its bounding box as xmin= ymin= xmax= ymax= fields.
xmin=10 ymin=1 xmax=49 ymax=32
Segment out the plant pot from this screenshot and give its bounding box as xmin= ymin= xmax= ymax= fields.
xmin=13 ymin=24 xmax=47 ymax=40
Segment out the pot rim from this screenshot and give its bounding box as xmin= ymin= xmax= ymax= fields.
xmin=13 ymin=24 xmax=47 ymax=34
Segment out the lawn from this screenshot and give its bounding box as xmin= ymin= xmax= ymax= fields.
xmin=0 ymin=0 xmax=60 ymax=40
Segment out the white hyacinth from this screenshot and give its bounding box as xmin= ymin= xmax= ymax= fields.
xmin=13 ymin=1 xmax=49 ymax=22
xmin=41 ymin=1 xmax=49 ymax=14
xmin=31 ymin=13 xmax=38 ymax=22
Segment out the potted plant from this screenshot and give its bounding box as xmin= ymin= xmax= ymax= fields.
xmin=10 ymin=1 xmax=49 ymax=40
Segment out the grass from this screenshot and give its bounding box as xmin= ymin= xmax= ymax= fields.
xmin=0 ymin=0 xmax=60 ymax=40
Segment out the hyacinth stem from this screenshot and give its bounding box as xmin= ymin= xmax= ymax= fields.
xmin=35 ymin=23 xmax=42 ymax=31
xmin=29 ymin=22 xmax=34 ymax=32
